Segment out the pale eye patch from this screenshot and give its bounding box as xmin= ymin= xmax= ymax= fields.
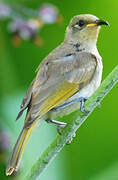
xmin=74 ymin=24 xmax=79 ymax=28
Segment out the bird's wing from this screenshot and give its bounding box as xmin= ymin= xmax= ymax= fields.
xmin=16 ymin=59 xmax=49 ymax=120
xmin=24 ymin=52 xmax=97 ymax=127
xmin=16 ymin=80 xmax=34 ymax=120
xmin=16 ymin=43 xmax=75 ymax=120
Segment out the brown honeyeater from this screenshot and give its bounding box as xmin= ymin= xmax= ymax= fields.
xmin=6 ymin=14 xmax=109 ymax=175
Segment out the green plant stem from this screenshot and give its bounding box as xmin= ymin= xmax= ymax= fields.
xmin=25 ymin=65 xmax=118 ymax=180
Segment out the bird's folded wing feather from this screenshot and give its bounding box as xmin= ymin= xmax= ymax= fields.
xmin=16 ymin=80 xmax=34 ymax=120
xmin=23 ymin=52 xmax=97 ymax=127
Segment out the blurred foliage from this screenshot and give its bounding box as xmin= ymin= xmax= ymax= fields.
xmin=0 ymin=0 xmax=118 ymax=180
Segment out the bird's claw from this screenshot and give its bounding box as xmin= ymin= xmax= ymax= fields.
xmin=57 ymin=123 xmax=67 ymax=135
xmin=80 ymin=97 xmax=90 ymax=114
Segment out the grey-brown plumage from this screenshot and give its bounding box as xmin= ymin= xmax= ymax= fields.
xmin=6 ymin=14 xmax=109 ymax=176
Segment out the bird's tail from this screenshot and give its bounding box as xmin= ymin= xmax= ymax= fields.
xmin=6 ymin=122 xmax=36 ymax=176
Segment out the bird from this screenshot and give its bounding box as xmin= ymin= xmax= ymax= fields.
xmin=6 ymin=14 xmax=109 ymax=176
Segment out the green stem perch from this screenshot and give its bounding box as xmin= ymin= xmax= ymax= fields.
xmin=25 ymin=65 xmax=118 ymax=180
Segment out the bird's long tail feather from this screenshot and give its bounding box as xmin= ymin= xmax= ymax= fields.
xmin=6 ymin=122 xmax=35 ymax=176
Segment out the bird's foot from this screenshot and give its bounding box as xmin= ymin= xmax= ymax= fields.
xmin=46 ymin=118 xmax=67 ymax=134
xmin=46 ymin=118 xmax=76 ymax=144
xmin=79 ymin=97 xmax=90 ymax=114
xmin=52 ymin=97 xmax=89 ymax=115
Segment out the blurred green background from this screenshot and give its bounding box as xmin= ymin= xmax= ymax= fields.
xmin=0 ymin=0 xmax=118 ymax=180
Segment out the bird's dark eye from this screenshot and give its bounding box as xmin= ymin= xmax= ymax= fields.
xmin=78 ymin=20 xmax=85 ymax=27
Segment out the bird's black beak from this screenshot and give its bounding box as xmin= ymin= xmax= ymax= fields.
xmin=96 ymin=19 xmax=109 ymax=26
xmin=86 ymin=19 xmax=109 ymax=27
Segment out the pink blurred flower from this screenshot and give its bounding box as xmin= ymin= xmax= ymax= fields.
xmin=38 ymin=3 xmax=59 ymax=24
xmin=8 ymin=18 xmax=40 ymax=40
xmin=0 ymin=3 xmax=11 ymax=19
xmin=0 ymin=130 xmax=10 ymax=151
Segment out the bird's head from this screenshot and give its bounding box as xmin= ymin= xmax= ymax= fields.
xmin=65 ymin=14 xmax=109 ymax=44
